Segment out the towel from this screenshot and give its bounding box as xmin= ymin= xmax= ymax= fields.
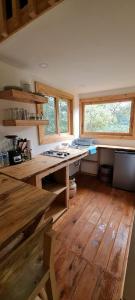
xmin=88 ymin=145 xmax=97 ymax=155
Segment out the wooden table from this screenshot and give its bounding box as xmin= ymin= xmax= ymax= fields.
xmin=0 ymin=174 xmax=55 ymax=250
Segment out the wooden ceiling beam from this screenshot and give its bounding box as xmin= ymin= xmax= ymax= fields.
xmin=11 ymin=0 xmax=19 ymax=28
xmin=48 ymin=0 xmax=56 ymax=6
xmin=28 ymin=0 xmax=37 ymax=19
xmin=0 ymin=0 xmax=8 ymax=38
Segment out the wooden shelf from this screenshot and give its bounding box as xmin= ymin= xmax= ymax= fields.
xmin=43 ymin=182 xmax=67 ymax=195
xmin=45 ymin=203 xmax=67 ymax=223
xmin=0 ymin=89 xmax=48 ymax=104
xmin=3 ymin=119 xmax=49 ymax=126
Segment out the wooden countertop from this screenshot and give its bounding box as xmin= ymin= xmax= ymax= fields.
xmin=95 ymin=144 xmax=135 ymax=151
xmin=0 ymin=174 xmax=55 ymax=249
xmin=0 ymin=148 xmax=88 ymax=180
xmin=1 ymin=144 xmax=135 ymax=181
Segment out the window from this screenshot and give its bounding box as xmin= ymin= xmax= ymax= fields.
xmin=35 ymin=82 xmax=73 ymax=144
xmin=42 ymin=98 xmax=69 ymax=135
xmin=43 ymin=97 xmax=56 ymax=135
xmin=80 ymin=95 xmax=135 ymax=138
xmin=84 ymin=101 xmax=132 ymax=133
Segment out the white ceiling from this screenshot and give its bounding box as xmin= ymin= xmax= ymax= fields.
xmin=0 ymin=0 xmax=135 ymax=94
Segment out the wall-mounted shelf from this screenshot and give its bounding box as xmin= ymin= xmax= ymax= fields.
xmin=3 ymin=120 xmax=49 ymax=126
xmin=0 ymin=89 xmax=48 ymax=104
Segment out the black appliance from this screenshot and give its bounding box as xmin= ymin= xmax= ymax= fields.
xmin=113 ymin=150 xmax=135 ymax=191
xmin=5 ymin=135 xmax=22 ymax=165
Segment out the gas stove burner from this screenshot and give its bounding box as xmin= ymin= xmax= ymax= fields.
xmin=41 ymin=150 xmax=70 ymax=158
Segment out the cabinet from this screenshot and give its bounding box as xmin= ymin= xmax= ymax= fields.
xmin=25 ymin=165 xmax=69 ymax=223
xmin=81 ymin=151 xmax=99 ymax=175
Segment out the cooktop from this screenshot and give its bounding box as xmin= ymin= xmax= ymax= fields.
xmin=41 ymin=150 xmax=70 ymax=158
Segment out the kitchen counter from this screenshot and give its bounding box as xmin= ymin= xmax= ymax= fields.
xmin=0 ymin=173 xmax=55 ymax=249
xmin=0 ymin=148 xmax=88 ymax=224
xmin=1 ymin=144 xmax=135 ymax=181
xmin=0 ymin=148 xmax=88 ymax=181
xmin=95 ymin=144 xmax=135 ymax=151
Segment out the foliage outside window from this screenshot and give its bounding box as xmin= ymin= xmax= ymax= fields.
xmin=43 ymin=97 xmax=56 ymax=135
xmin=42 ymin=97 xmax=69 ymax=135
xmin=80 ymin=97 xmax=134 ymax=138
xmin=84 ymin=101 xmax=132 ymax=133
xmin=59 ymin=99 xmax=68 ymax=133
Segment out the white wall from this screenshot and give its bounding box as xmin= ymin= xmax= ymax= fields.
xmin=1 ymin=59 xmax=135 ymax=159
xmin=73 ymin=94 xmax=80 ymax=137
xmin=0 ymin=60 xmax=77 ymax=155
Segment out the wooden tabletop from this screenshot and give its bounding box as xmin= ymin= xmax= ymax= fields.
xmin=0 ymin=174 xmax=55 ymax=249
xmin=0 ymin=148 xmax=88 ymax=180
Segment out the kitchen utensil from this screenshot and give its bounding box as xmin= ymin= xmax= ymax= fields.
xmin=5 ymin=135 xmax=22 ymax=165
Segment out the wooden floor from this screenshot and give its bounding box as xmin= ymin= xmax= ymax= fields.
xmin=53 ymin=175 xmax=135 ymax=300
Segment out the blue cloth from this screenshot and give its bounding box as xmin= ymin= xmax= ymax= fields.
xmin=88 ymin=145 xmax=97 ymax=155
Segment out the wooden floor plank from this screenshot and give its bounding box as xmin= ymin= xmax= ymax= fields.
xmin=91 ymin=270 xmax=120 ymax=300
xmin=55 ymin=192 xmax=92 ymax=239
xmin=94 ymin=206 xmax=123 ymax=268
xmin=54 ymin=175 xmax=135 ymax=300
xmin=55 ymin=247 xmax=86 ymax=300
xmin=82 ymin=201 xmax=115 ymax=263
xmin=71 ymin=221 xmax=95 ymax=256
xmin=73 ymin=263 xmax=101 ymax=300
xmin=107 ymin=215 xmax=131 ymax=279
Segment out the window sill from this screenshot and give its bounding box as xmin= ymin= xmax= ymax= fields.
xmin=39 ymin=134 xmax=74 ymax=145
xmin=80 ymin=133 xmax=134 ymax=140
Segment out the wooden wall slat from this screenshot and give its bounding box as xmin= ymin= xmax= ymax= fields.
xmin=28 ymin=0 xmax=37 ymax=19
xmin=0 ymin=0 xmax=8 ymax=38
xmin=11 ymin=0 xmax=20 ymax=28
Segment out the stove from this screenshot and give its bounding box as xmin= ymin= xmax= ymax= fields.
xmin=41 ymin=150 xmax=70 ymax=158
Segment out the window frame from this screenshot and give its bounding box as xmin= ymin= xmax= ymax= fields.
xmin=80 ymin=94 xmax=135 ymax=139
xmin=35 ymin=82 xmax=74 ymax=144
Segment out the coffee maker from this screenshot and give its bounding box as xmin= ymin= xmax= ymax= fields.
xmin=5 ymin=135 xmax=22 ymax=165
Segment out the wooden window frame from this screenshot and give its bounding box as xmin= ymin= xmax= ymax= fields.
xmin=35 ymin=82 xmax=74 ymax=144
xmin=80 ymin=93 xmax=135 ymax=140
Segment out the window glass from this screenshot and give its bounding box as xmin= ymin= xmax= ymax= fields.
xmin=84 ymin=101 xmax=132 ymax=133
xmin=59 ymin=100 xmax=68 ymax=133
xmin=43 ymin=97 xmax=56 ymax=135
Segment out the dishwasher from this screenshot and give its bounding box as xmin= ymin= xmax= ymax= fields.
xmin=113 ymin=150 xmax=135 ymax=191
